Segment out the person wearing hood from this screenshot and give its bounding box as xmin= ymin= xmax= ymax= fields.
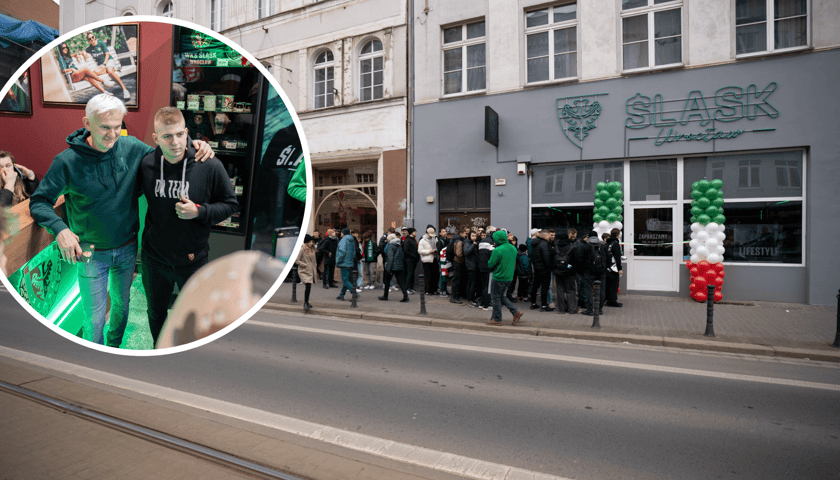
xmin=580 ymin=230 xmax=609 ymax=316
xmin=402 ymin=227 xmax=420 ymax=294
xmin=463 ymin=230 xmax=480 ymax=306
xmin=477 ymin=226 xmax=497 ymax=311
xmin=553 ymin=229 xmax=578 ymax=314
xmin=379 ymin=234 xmax=409 ymax=302
xmin=318 ymin=229 xmax=338 ymax=288
xmin=138 ymin=107 xmax=238 ymax=344
xmin=417 ymin=225 xmax=439 ymax=296
xmin=335 ymin=227 xmax=357 ymax=300
xmin=486 ymin=230 xmax=523 ymax=326
xmin=29 ymin=93 xmax=214 ymax=348
xmin=295 ymin=234 xmax=318 ymax=312
xmin=529 ymin=229 xmax=554 ymax=312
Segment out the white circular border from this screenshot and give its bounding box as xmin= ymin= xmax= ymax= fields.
xmin=0 ymin=16 xmax=313 ymax=356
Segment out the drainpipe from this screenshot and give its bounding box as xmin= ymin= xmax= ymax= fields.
xmin=406 ymin=0 xmax=415 ymax=229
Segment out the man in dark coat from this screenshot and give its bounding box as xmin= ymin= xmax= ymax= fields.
xmin=605 ymin=228 xmax=624 ymax=307
xmin=477 ymin=226 xmax=497 ymax=310
xmin=318 ymin=228 xmax=338 ymax=288
xmin=402 ymin=227 xmax=420 ymax=293
xmin=580 ymin=230 xmax=609 ymax=316
xmin=553 ymin=229 xmax=578 ymax=314
xmin=447 ymin=227 xmax=465 ymax=304
xmin=529 ymin=229 xmax=554 ymax=312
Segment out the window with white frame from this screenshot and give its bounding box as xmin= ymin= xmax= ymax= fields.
xmin=211 ymin=0 xmax=226 ymax=31
xmin=735 ymin=0 xmax=807 ymax=55
xmin=159 ymin=1 xmax=174 ymax=18
xmin=621 ymin=0 xmax=682 ymax=71
xmin=545 ymin=167 xmax=564 ymax=194
xmin=314 ymin=50 xmax=335 ymax=109
xmin=359 ymin=39 xmax=384 ymax=102
xmin=739 ymin=159 xmax=761 ymax=188
xmin=574 ymin=165 xmax=593 ymax=193
xmin=259 ymin=0 xmax=275 ymax=19
xmin=525 ymin=2 xmax=577 ymax=83
xmin=442 ymin=20 xmax=486 ymax=95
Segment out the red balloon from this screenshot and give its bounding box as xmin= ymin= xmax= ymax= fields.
xmin=713 ymin=291 xmax=723 ymax=302
xmin=690 ymin=267 xmax=700 ymax=277
xmin=713 ymin=277 xmax=725 ymax=288
xmin=686 ymin=261 xmax=695 ymax=269
xmin=695 ymin=292 xmax=708 ymax=302
xmin=713 ymin=263 xmax=725 ymax=273
xmin=694 ymin=276 xmax=708 ymax=288
xmin=689 ymin=282 xmax=698 ymax=293
xmin=697 ymin=260 xmax=710 ymax=270
xmin=704 ymin=270 xmax=718 ymax=283
xmin=718 ymin=270 xmax=726 ymax=279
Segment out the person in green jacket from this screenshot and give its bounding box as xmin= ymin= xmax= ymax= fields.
xmin=29 ymin=93 xmax=213 ymax=348
xmin=286 ymin=159 xmax=307 ymax=203
xmin=486 ymin=229 xmax=523 ymax=326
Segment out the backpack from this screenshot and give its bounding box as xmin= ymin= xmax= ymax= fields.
xmin=516 ymin=253 xmax=532 ymax=277
xmin=591 ymin=243 xmax=606 ymax=271
xmin=554 ymin=243 xmax=574 ymax=272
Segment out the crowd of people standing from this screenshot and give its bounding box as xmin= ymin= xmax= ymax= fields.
xmin=293 ymin=223 xmax=625 ymax=323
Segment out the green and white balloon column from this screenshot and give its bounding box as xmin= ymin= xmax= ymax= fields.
xmin=593 ymin=181 xmax=623 ymax=239
xmin=687 ymin=179 xmax=726 ymax=302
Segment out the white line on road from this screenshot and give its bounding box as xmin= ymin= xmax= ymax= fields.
xmin=248 ymin=321 xmax=840 ymax=392
xmin=0 ymin=345 xmax=570 ymax=480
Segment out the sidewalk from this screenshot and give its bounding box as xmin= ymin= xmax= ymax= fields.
xmin=266 ymin=280 xmax=840 ymax=363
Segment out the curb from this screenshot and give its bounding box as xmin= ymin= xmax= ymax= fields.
xmin=262 ymin=302 xmax=840 ymax=363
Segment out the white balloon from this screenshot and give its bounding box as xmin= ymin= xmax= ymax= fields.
xmin=719 ymin=224 xmax=725 ymax=232
xmin=690 ymin=254 xmax=700 ymax=264
xmin=697 ymin=231 xmax=710 ymax=242
xmin=691 ymin=223 xmax=701 ymax=232
xmin=705 ymin=238 xmax=719 ymax=249
xmin=614 ymin=221 xmax=623 ymax=231
xmin=689 ymin=239 xmax=699 ymax=249
xmin=599 ymin=220 xmax=610 ymax=229
xmin=715 ymin=245 xmax=725 ymax=255
xmin=690 ymin=247 xmax=697 ymax=256
xmin=707 ymin=253 xmax=722 ymax=264
xmin=690 ymin=231 xmax=697 ymax=240
xmin=697 ymin=246 xmax=710 ymax=257
xmin=705 ymin=222 xmax=719 ymax=234
xmin=715 ymin=231 xmax=726 ymax=242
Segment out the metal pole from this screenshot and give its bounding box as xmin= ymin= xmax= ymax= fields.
xmin=592 ymin=280 xmax=601 ymax=328
xmin=419 ymin=272 xmax=427 ymax=315
xmin=832 ymin=289 xmax=840 ymax=348
xmin=704 ymin=284 xmax=715 ymax=337
xmin=290 ymin=265 xmax=298 ymax=303
xmin=351 ymin=269 xmax=358 ymax=308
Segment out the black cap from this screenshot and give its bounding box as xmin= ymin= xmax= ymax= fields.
xmin=341 ymin=228 xmax=351 ymax=235
xmin=588 ymin=230 xmax=598 ymax=238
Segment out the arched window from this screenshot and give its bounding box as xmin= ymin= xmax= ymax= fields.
xmin=159 ymin=1 xmax=174 ymax=18
xmin=314 ymin=50 xmax=335 ymax=109
xmin=359 ymin=39 xmax=383 ymax=102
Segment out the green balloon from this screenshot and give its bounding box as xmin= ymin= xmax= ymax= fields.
xmin=712 ymin=197 xmax=724 ymax=208
xmin=613 ymin=190 xmax=624 ymax=200
xmin=616 ymin=214 xmax=623 ymax=222
xmin=711 ymin=179 xmax=723 ymax=190
xmin=690 ymin=206 xmax=704 ymax=217
xmin=690 ymin=216 xmax=697 ymax=223
xmin=698 ymin=214 xmax=711 ymax=225
xmin=606 ymin=213 xmax=617 ymax=223
xmin=705 ymin=206 xmax=719 ymax=217
xmin=605 ymin=198 xmax=617 ymax=209
xmin=612 ymin=206 xmax=623 ymax=215
xmin=600 ymin=190 xmax=612 ymax=201
xmin=596 ymin=182 xmax=607 ymax=191
xmin=606 ymin=182 xmax=617 ymax=193
xmin=697 ymin=179 xmax=710 ymax=192
xmin=691 ymin=190 xmax=704 ymax=200
xmin=705 ymin=188 xmax=720 ymax=200
xmin=593 ymin=214 xmax=603 ymax=223
xmin=598 ymin=205 xmax=610 ymax=216
xmin=714 ymin=214 xmax=726 ymax=224
xmin=691 ymin=181 xmax=700 ymax=191
xmin=594 ymin=198 xmax=604 ymax=208
xmin=696 ymin=197 xmax=711 ymax=209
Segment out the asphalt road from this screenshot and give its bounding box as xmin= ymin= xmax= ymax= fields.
xmin=1 ymin=290 xmax=839 ymax=480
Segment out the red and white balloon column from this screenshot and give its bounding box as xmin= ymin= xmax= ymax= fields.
xmin=686 ymin=179 xmax=726 ymax=302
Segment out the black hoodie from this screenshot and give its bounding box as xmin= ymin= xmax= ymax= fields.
xmin=138 ymin=139 xmax=238 ymax=266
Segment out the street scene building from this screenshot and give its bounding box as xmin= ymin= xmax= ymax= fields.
xmin=412 ymin=0 xmax=840 ymax=305
xmin=61 ymin=0 xmax=410 ymax=238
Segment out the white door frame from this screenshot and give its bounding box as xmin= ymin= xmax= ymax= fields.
xmin=626 ymin=203 xmax=681 ymax=292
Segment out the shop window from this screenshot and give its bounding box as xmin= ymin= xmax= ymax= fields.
xmin=574 ymin=165 xmax=592 ymax=193
xmin=525 ymin=2 xmax=577 ymax=84
xmin=739 ymin=159 xmax=761 ymax=188
xmin=211 ymin=0 xmax=226 ymax=31
xmin=532 ymin=162 xmax=625 ymax=204
xmin=603 ymin=162 xmax=623 ymax=183
xmin=314 ymin=50 xmax=335 ymax=109
xmin=735 ymin=0 xmax=807 ymax=56
xmin=439 ymin=177 xmax=490 ymax=212
xmin=684 ymin=152 xmax=802 ymax=200
xmin=442 ymin=20 xmax=486 ymax=96
xmin=775 ymin=159 xmax=800 ymax=188
xmin=621 ymin=0 xmax=682 ymax=71
xmin=531 ymin=205 xmax=593 ymax=237
xmin=360 ymin=39 xmax=384 ymax=102
xmin=259 ymin=0 xmax=276 ymax=19
xmin=630 ymin=158 xmax=677 ymax=201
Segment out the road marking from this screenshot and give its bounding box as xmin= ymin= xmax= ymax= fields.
xmin=0 ymin=346 xmax=571 ymax=480
xmin=248 ymin=321 xmax=840 ymax=392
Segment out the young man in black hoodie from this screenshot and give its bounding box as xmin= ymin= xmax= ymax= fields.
xmin=402 ymin=227 xmax=420 ymax=293
xmin=138 ymin=107 xmax=238 ymax=344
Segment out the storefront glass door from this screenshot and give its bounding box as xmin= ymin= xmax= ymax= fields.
xmin=627 ymin=206 xmax=679 ymax=291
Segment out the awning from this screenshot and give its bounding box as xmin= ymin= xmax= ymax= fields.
xmin=0 ymin=13 xmax=59 ymax=50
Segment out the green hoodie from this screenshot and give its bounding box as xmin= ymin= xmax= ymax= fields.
xmin=487 ymin=230 xmax=517 ymax=282
xmin=30 ymin=128 xmax=154 ymax=249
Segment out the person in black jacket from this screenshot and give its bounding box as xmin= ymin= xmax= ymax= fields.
xmin=463 ymin=230 xmax=480 ymax=306
xmin=553 ymin=230 xmax=578 ymax=314
xmin=318 ymin=229 xmax=338 ymax=288
xmin=477 ymin=226 xmax=497 ymax=310
xmin=605 ymin=228 xmax=624 ymax=307
xmin=447 ymin=227 xmax=466 ymax=304
xmin=138 ymin=107 xmax=238 ymax=343
xmin=529 ymin=229 xmax=554 ymax=312
xmin=436 ymin=227 xmax=450 ymax=296
xmin=379 ymin=234 xmax=409 ymax=302
xmin=568 ymin=228 xmax=587 ymax=308
xmin=402 ymin=228 xmax=420 ymax=293
xmin=580 ymin=230 xmax=609 ymax=316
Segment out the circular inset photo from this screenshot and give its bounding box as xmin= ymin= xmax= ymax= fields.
xmin=0 ymin=17 xmax=311 ymax=355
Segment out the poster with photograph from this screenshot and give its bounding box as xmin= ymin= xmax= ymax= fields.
xmin=0 ymin=69 xmax=32 ymax=115
xmin=40 ymin=24 xmax=139 ymax=107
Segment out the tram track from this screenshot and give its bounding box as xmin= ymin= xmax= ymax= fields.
xmin=0 ymin=379 xmax=309 ymax=480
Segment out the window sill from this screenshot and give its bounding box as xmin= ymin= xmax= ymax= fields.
xmin=524 ymin=77 xmax=579 ymax=89
xmin=735 ymin=45 xmax=811 ymax=60
xmin=621 ymin=63 xmax=685 ymax=76
xmin=440 ymin=90 xmax=487 ymax=101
